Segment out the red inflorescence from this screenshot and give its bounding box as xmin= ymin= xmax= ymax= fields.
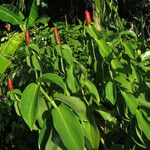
xmin=8 ymin=77 xmax=14 ymax=92
xmin=25 ymin=29 xmax=31 ymax=45
xmin=85 ymin=10 xmax=92 ymax=25
xmin=54 ymin=27 xmax=61 ymax=45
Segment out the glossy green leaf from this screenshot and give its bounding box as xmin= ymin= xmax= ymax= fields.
xmin=0 ymin=5 xmax=24 ymax=25
xmin=54 ymin=93 xmax=87 ymax=121
xmin=38 ymin=73 xmax=67 ymax=93
xmin=20 ymin=83 xmax=40 ymax=129
xmin=66 ymin=66 xmax=78 ymax=93
xmin=96 ymin=106 xmax=114 ymax=122
xmin=136 ymin=109 xmax=150 ymax=140
xmin=105 ymin=81 xmax=116 ymax=105
xmin=52 ymin=104 xmax=84 ymax=150
xmin=84 ymin=79 xmax=100 ymax=105
xmin=82 ymin=122 xmax=100 ymax=150
xmin=121 ymin=91 xmax=138 ymax=115
xmin=27 ymin=0 xmax=38 ymax=27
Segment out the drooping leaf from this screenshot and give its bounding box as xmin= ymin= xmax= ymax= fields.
xmin=54 ymin=93 xmax=87 ymax=121
xmin=82 ymin=122 xmax=100 ymax=150
xmin=0 ymin=5 xmax=24 ymax=25
xmin=20 ymin=83 xmax=40 ymax=129
xmin=27 ymin=0 xmax=38 ymax=27
xmin=52 ymin=104 xmax=84 ymax=150
xmin=136 ymin=109 xmax=150 ymax=140
xmin=121 ymin=91 xmax=138 ymax=115
xmin=38 ymin=73 xmax=67 ymax=93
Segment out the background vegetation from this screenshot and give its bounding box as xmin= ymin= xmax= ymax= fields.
xmin=0 ymin=0 xmax=149 ymax=149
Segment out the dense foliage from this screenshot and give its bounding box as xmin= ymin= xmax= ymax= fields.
xmin=0 ymin=0 xmax=150 ymax=149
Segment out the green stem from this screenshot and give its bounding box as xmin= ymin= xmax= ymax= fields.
xmin=40 ymin=87 xmax=57 ymax=108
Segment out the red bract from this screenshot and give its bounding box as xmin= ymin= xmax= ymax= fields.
xmin=54 ymin=27 xmax=61 ymax=45
xmin=25 ymin=29 xmax=31 ymax=45
xmin=8 ymin=77 xmax=14 ymax=92
xmin=85 ymin=10 xmax=92 ymax=25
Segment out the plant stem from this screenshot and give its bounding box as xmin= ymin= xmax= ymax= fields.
xmin=40 ymin=87 xmax=57 ymax=108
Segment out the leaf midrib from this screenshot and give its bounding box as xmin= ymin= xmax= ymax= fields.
xmin=57 ymin=107 xmax=80 ymax=150
xmin=0 ymin=7 xmax=20 ymax=24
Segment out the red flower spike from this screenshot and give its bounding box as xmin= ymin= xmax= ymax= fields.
xmin=85 ymin=10 xmax=92 ymax=25
xmin=54 ymin=27 xmax=61 ymax=45
xmin=8 ymin=77 xmax=14 ymax=92
xmin=25 ymin=29 xmax=31 ymax=45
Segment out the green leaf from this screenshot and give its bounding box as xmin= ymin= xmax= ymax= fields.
xmin=20 ymin=83 xmax=40 ymax=129
xmin=97 ymin=39 xmax=112 ymax=60
xmin=0 ymin=32 xmax=24 ymax=74
xmin=82 ymin=122 xmax=100 ymax=150
xmin=36 ymin=96 xmax=49 ymax=128
xmin=32 ymin=54 xmax=42 ymax=71
xmin=0 ymin=5 xmax=24 ymax=25
xmin=136 ymin=109 xmax=150 ymax=140
xmin=121 ymin=91 xmax=138 ymax=115
xmin=114 ymin=75 xmax=132 ymax=91
xmin=131 ymin=65 xmax=141 ymax=83
xmin=123 ymin=42 xmax=135 ymax=59
xmin=119 ymin=30 xmax=137 ymax=40
xmin=35 ymin=16 xmax=50 ymax=25
xmin=0 ymin=56 xmax=11 ymax=75
xmin=84 ymin=79 xmax=100 ymax=105
xmin=66 ymin=66 xmax=79 ymax=93
xmin=52 ymin=104 xmax=84 ymax=150
xmin=27 ymin=0 xmax=38 ymax=27
xmin=54 ymin=93 xmax=87 ymax=121
xmin=62 ymin=44 xmax=74 ymax=65
xmin=38 ymin=73 xmax=67 ymax=93
xmin=111 ymin=59 xmax=124 ymax=71
xmin=0 ymin=32 xmax=24 ymax=57
xmin=86 ymin=26 xmax=98 ymax=39
xmin=96 ymin=106 xmax=114 ymax=122
xmin=105 ymin=81 xmax=116 ymax=105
